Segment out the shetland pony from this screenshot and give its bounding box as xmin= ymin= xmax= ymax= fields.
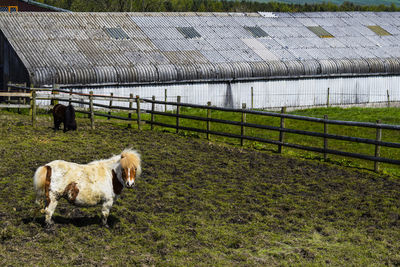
xmin=52 ymin=103 xmax=77 ymax=132
xmin=33 ymin=149 xmax=141 ymax=227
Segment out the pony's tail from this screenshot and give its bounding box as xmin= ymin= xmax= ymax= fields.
xmin=33 ymin=166 xmax=51 ymax=208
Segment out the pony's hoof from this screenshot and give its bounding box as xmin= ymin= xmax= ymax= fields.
xmin=101 ymin=219 xmax=110 ymax=228
xmin=44 ymin=223 xmax=55 ymax=233
xmin=45 ymin=221 xmax=54 ymax=229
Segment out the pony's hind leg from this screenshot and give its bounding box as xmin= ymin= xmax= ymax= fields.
xmin=34 ymin=197 xmax=45 ymax=216
xmin=45 ymin=192 xmax=58 ymax=227
xmin=32 ymin=198 xmax=45 ymax=223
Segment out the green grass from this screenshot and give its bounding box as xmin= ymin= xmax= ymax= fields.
xmin=96 ymin=105 xmax=400 ymax=176
xmin=1 ymin=108 xmax=399 ymax=265
xmin=0 ymin=111 xmax=400 ymax=266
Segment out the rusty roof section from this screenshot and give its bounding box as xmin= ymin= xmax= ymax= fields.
xmin=1 ymin=12 xmax=400 ymax=86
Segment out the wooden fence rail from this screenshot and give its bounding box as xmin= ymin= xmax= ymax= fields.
xmin=2 ymin=85 xmax=400 ymax=171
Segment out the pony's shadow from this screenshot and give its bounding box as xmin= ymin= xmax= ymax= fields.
xmin=23 ymin=215 xmax=119 ymax=228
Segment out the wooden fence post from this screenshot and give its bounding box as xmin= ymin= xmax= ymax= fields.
xmin=387 ymin=90 xmax=390 ymax=108
xmin=19 ymin=83 xmax=26 ymax=113
xmin=17 ymin=84 xmax=21 ymax=114
xmin=136 ymin=95 xmax=141 ymax=131
xmin=23 ymin=82 xmax=27 ymax=106
xmin=51 ymin=90 xmax=55 ymax=106
xmin=69 ymin=88 xmax=73 ymax=105
xmin=7 ymin=83 xmax=11 ymax=109
xmin=151 ymin=96 xmax=155 ymax=131
xmin=164 ymin=89 xmax=167 ymax=112
xmin=374 ymin=120 xmax=382 ymax=172
xmin=176 ymin=96 xmax=181 ymax=134
xmin=241 ymin=103 xmax=246 ymax=146
xmin=108 ymin=92 xmax=113 ymax=120
xmin=207 ymin=101 xmax=211 ymax=141
xmin=324 ymin=115 xmax=328 ymax=161
xmin=326 ymin=87 xmax=330 ymax=107
xmin=251 ymin=87 xmax=254 ymax=110
xmin=29 ymin=84 xmax=34 ymax=116
xmin=128 ymin=94 xmax=133 ymax=128
xmin=278 ymin=107 xmax=286 ymax=153
xmin=31 ymin=88 xmax=37 ymax=127
xmin=51 ymin=84 xmax=59 ymax=106
xmin=89 ymin=91 xmax=95 ymax=130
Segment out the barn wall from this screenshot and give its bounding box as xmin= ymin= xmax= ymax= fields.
xmin=1 ymin=31 xmax=29 ymax=90
xmin=38 ymin=75 xmax=400 ymax=110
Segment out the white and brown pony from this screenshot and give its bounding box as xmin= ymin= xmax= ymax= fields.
xmin=33 ymin=149 xmax=141 ymax=227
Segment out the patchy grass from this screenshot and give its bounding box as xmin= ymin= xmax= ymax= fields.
xmin=0 ymin=110 xmax=400 ymax=265
xmin=95 ymin=105 xmax=400 ymax=175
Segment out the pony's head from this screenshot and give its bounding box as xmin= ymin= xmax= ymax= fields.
xmin=118 ymin=149 xmax=141 ymax=188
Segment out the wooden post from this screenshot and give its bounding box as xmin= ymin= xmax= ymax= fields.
xmin=136 ymin=95 xmax=141 ymax=131
xmin=241 ymin=103 xmax=246 ymax=146
xmin=151 ymin=96 xmax=155 ymax=131
xmin=108 ymin=93 xmax=113 ymax=120
xmin=17 ymin=84 xmax=21 ymax=114
xmin=251 ymin=87 xmax=254 ymax=110
xmin=69 ymin=88 xmax=73 ymax=105
xmin=51 ymin=90 xmax=55 ymax=106
xmin=7 ymin=83 xmax=10 ymax=106
xmin=176 ymin=96 xmax=181 ymax=134
xmin=31 ymin=89 xmax=37 ymax=127
xmin=51 ymin=84 xmax=59 ymax=106
xmin=374 ymin=120 xmax=382 ymax=172
xmin=128 ymin=94 xmax=133 ymax=128
xmin=278 ymin=107 xmax=286 ymax=153
xmin=387 ymin=90 xmax=390 ymax=108
xmin=207 ymin=101 xmax=211 ymax=141
xmin=324 ymin=115 xmax=328 ymax=161
xmin=164 ymin=89 xmax=167 ymax=112
xmin=29 ymin=84 xmax=34 ymax=116
xmin=89 ymin=91 xmax=95 ymax=130
xmin=326 ymin=87 xmax=330 ymax=107
xmin=23 ymin=83 xmax=27 ymax=106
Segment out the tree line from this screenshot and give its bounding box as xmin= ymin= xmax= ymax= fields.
xmin=37 ymin=0 xmax=400 ymax=12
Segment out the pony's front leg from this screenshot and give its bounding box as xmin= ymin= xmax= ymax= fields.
xmin=45 ymin=192 xmax=58 ymax=227
xmin=54 ymin=119 xmax=61 ymax=131
xmin=101 ymin=199 xmax=113 ymax=227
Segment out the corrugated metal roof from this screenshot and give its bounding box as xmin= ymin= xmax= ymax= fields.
xmin=1 ymin=11 xmax=400 ymax=86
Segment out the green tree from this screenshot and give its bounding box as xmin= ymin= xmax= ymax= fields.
xmin=36 ymin=0 xmax=400 ymax=13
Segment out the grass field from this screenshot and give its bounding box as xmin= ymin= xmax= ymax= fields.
xmin=0 ymin=109 xmax=400 ymax=265
xmin=121 ymin=105 xmax=400 ymax=176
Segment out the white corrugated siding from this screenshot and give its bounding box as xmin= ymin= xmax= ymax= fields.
xmin=39 ymin=75 xmax=400 ymax=110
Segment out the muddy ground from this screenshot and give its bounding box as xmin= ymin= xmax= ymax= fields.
xmin=0 ymin=111 xmax=399 ymax=265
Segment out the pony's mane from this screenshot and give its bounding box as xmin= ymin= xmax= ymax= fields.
xmin=120 ymin=149 xmax=141 ymax=174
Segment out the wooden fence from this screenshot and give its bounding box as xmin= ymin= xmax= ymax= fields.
xmin=1 ymin=84 xmax=400 ymax=172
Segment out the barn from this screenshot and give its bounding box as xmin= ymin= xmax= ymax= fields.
xmin=1 ymin=11 xmax=400 ymax=109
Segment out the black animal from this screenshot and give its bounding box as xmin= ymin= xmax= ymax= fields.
xmin=52 ymin=104 xmax=77 ymax=132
